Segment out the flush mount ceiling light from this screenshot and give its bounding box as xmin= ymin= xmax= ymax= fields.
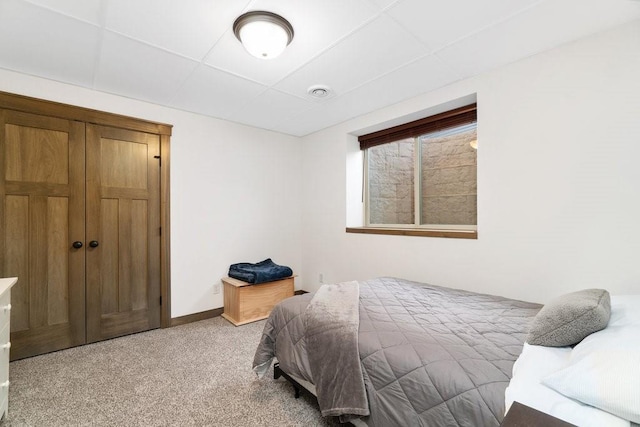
xmin=233 ymin=11 xmax=294 ymax=60
xmin=470 ymin=139 xmax=478 ymax=149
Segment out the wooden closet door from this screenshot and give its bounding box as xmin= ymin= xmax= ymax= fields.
xmin=85 ymin=125 xmax=161 ymax=343
xmin=0 ymin=110 xmax=86 ymax=360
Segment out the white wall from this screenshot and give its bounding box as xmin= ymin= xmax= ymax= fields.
xmin=2 ymin=18 xmax=638 ymax=316
xmin=300 ymin=20 xmax=640 ymax=303
xmin=0 ymin=70 xmax=302 ymax=317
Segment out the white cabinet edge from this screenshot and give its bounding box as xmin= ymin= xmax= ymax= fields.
xmin=0 ymin=278 xmax=17 ymax=296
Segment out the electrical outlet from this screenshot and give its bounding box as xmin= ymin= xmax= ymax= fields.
xmin=319 ymin=273 xmax=324 ymax=283
xmin=213 ymin=283 xmax=221 ymax=294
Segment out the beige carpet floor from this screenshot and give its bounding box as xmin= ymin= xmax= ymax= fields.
xmin=5 ymin=317 xmax=336 ymax=426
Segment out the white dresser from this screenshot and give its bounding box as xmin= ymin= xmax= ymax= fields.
xmin=0 ymin=277 xmax=17 ymax=420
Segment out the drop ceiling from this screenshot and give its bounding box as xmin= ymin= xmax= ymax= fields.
xmin=0 ymin=0 xmax=638 ymax=136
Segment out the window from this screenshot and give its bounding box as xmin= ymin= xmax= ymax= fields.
xmin=353 ymin=104 xmax=477 ymax=239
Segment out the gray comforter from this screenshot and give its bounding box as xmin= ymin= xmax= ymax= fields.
xmin=253 ymin=277 xmax=542 ymax=426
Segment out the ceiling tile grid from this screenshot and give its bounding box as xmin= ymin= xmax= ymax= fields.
xmin=0 ymin=0 xmax=638 ymax=136
xmin=21 ymin=0 xmax=103 ymax=24
xmin=273 ymin=14 xmax=428 ymax=97
xmin=170 ymin=64 xmax=268 ymax=120
xmin=104 ymin=0 xmax=251 ymax=61
xmin=434 ymin=0 xmax=640 ymax=80
xmin=0 ymin=0 xmax=101 ymax=86
xmin=94 ymin=31 xmax=200 ymax=105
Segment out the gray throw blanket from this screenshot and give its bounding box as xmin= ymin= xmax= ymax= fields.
xmin=304 ymin=282 xmax=369 ymax=420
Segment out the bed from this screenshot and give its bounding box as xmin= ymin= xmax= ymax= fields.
xmin=253 ymin=277 xmax=640 ymax=426
xmin=253 ymin=277 xmax=542 ymax=426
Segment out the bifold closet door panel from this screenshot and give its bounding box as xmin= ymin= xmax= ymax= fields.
xmin=0 ymin=110 xmax=86 ymax=360
xmin=85 ymin=124 xmax=161 ymax=343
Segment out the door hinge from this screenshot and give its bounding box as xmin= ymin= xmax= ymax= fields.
xmin=160 ymin=295 xmax=162 ymax=306
xmin=154 ymin=155 xmax=161 ymax=166
xmin=159 ymin=226 xmax=162 ymax=236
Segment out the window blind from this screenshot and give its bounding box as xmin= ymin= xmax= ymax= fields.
xmin=358 ymin=103 xmax=477 ymax=150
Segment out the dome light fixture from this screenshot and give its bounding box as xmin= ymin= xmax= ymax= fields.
xmin=233 ymin=11 xmax=294 ymax=60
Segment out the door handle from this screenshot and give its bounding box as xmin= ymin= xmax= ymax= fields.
xmin=89 ymin=240 xmax=99 ymax=248
xmin=72 ymin=241 xmax=83 ymax=249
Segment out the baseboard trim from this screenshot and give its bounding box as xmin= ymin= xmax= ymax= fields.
xmin=170 ymin=293 xmax=309 ymax=327
xmin=171 ymin=308 xmax=223 ymax=327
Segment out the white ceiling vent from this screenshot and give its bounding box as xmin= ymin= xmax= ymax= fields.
xmin=307 ymin=85 xmax=332 ymax=100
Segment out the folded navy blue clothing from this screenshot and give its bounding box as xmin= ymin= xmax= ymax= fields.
xmin=228 ymin=258 xmax=293 ymax=284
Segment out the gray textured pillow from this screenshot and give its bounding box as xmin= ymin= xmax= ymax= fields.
xmin=527 ymin=289 xmax=611 ymax=347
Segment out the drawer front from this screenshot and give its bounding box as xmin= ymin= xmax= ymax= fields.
xmin=0 ymin=291 xmax=10 ymax=331
xmin=0 ymin=324 xmax=9 ymax=385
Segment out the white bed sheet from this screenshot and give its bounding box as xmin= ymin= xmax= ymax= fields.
xmin=505 ymin=343 xmax=630 ymax=427
xmin=505 ymin=295 xmax=640 ymax=427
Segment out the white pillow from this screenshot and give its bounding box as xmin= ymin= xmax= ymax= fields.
xmin=506 ymin=343 xmax=629 ymax=427
xmin=542 ymin=298 xmax=640 ymax=424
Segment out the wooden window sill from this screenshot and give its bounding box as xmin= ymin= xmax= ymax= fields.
xmin=346 ymin=227 xmax=477 ymax=239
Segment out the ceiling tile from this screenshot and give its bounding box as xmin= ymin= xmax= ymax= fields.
xmin=23 ymin=0 xmax=103 ymax=24
xmin=228 ymin=89 xmax=316 ymax=132
xmin=205 ymin=0 xmax=380 ymax=86
xmin=105 ymin=0 xmax=250 ymax=60
xmin=171 ymin=65 xmax=267 ymax=120
xmin=386 ymin=0 xmax=540 ymax=51
xmin=271 ymin=104 xmax=338 ymax=137
xmin=0 ymin=0 xmax=100 ymax=86
xmin=1 ymin=0 xmax=638 ymax=136
xmin=277 ymin=54 xmax=462 ymax=136
xmin=435 ymin=0 xmax=640 ymax=80
xmin=94 ymin=32 xmax=199 ymax=105
xmin=274 ymin=14 xmax=427 ymax=99
xmin=323 ymin=54 xmax=462 ymax=121
xmin=366 ymin=0 xmax=401 ymax=11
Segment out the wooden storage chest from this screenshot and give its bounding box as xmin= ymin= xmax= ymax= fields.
xmin=221 ymin=276 xmax=295 ymax=326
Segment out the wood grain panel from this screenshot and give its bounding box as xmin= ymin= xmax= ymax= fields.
xmin=221 ymin=277 xmax=294 ymax=326
xmin=99 ymin=309 xmax=150 ymax=340
xmin=30 ymin=195 xmax=47 ymax=329
xmin=100 ymin=138 xmax=147 ymax=189
xmin=100 ymin=199 xmax=119 ymax=316
xmin=118 ymin=198 xmax=132 ymax=313
xmin=5 ymin=124 xmax=69 ymax=184
xmin=85 ymin=124 xmax=102 ymax=342
xmin=9 ymin=323 xmax=77 ymax=361
xmin=0 ymin=94 xmax=172 ymax=359
xmin=4 ymin=195 xmax=29 ymax=332
xmin=0 ymin=90 xmax=173 ymax=136
xmin=5 ymin=182 xmax=76 ymax=197
xmin=86 ymin=124 xmax=161 ymax=342
xmin=99 ymin=187 xmax=150 ymax=200
xmin=131 ymin=200 xmax=148 ymax=311
xmin=2 ymin=111 xmax=86 ymax=360
xmin=160 ymin=134 xmax=171 ymax=328
xmin=47 ymin=197 xmax=69 ymax=325
xmin=146 ymin=133 xmax=161 ymax=331
xmin=239 ymin=280 xmax=294 ymax=321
